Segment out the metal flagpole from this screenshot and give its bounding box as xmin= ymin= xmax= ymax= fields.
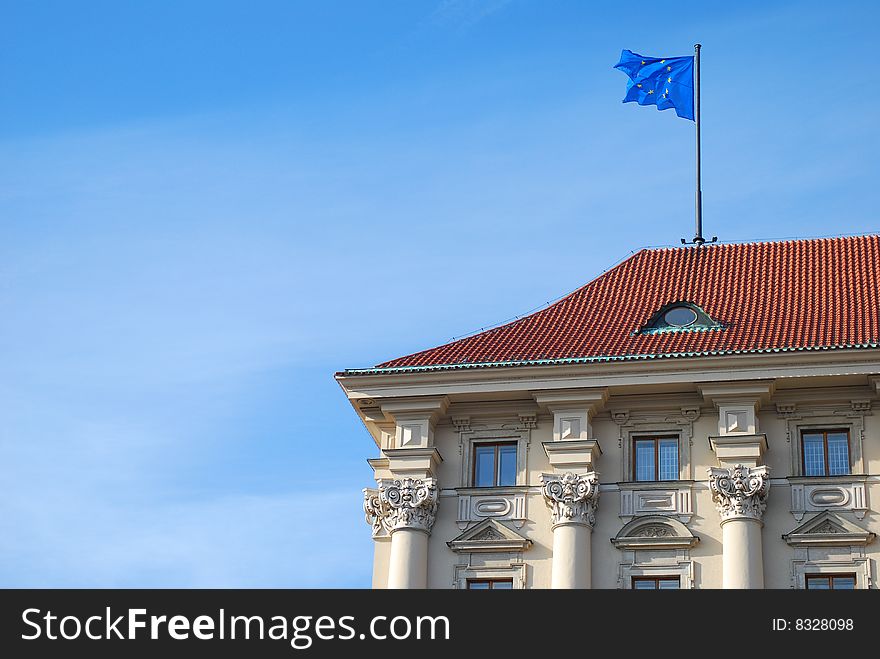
xmin=693 ymin=43 xmax=704 ymax=246
xmin=681 ymin=44 xmax=714 ymax=246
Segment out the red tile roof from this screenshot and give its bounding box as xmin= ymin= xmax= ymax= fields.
xmin=368 ymin=235 xmax=880 ymax=372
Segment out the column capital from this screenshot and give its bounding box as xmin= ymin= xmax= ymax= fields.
xmin=541 ymin=471 xmax=599 ymax=529
xmin=708 ymin=464 xmax=770 ymax=523
xmin=364 ymin=477 xmax=439 ymax=536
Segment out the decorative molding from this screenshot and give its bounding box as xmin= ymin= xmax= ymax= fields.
xmin=783 ymin=511 xmax=875 ymax=547
xmin=785 ymin=512 xmax=875 ymax=589
xmin=451 ymin=416 xmax=471 ymax=433
xmin=708 ymin=465 xmax=770 ymax=522
xmin=540 ymin=472 xmax=599 ymax=528
xmin=517 ymin=412 xmax=538 ymax=430
xmin=363 ymin=477 xmax=438 ymax=536
xmin=788 ymin=475 xmax=869 ymax=521
xmin=447 ymin=519 xmax=532 ymax=553
xmin=775 ymin=402 xmax=797 ymax=418
xmin=472 ymin=527 xmax=504 ymax=541
xmin=458 ymin=424 xmax=531 ymax=488
xmin=778 ymin=404 xmax=868 ymax=476
xmin=618 ymin=481 xmax=694 ymax=523
xmin=612 ymin=516 xmax=699 ymax=550
xmin=614 ymin=410 xmax=697 ymax=480
xmin=453 ymin=562 xmax=528 ymax=589
xmin=455 ymin=487 xmax=528 ymax=530
xmin=614 ymin=516 xmax=697 ymax=589
xmin=611 ymin=410 xmax=631 ymax=426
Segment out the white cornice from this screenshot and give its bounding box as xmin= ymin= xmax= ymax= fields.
xmin=338 ymin=349 xmax=880 ymax=401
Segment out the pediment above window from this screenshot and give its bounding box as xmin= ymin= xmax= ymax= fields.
xmin=612 ymin=516 xmax=699 ymax=550
xmin=447 ymin=519 xmax=532 ymax=553
xmin=783 ymin=511 xmax=875 ymax=547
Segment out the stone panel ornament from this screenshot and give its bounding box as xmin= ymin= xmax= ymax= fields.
xmin=541 ymin=472 xmax=599 ymax=528
xmin=708 ymin=464 xmax=770 ymax=522
xmin=363 ymin=477 xmax=438 ymax=535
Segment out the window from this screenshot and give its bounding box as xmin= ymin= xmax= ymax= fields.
xmin=640 ymin=301 xmax=722 ymax=334
xmin=472 ymin=442 xmax=517 ymax=487
xmin=663 ymin=307 xmax=697 ymax=327
xmin=466 ymin=579 xmax=513 ymax=590
xmin=632 ymin=576 xmax=680 ymax=590
xmin=805 ymin=574 xmax=856 ymax=590
xmin=633 ymin=436 xmax=679 ymax=481
xmin=801 ymin=429 xmax=850 ymax=476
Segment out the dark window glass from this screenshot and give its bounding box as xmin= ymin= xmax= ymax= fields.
xmin=632 ymin=576 xmax=680 ymax=590
xmin=801 ymin=430 xmax=850 ymax=477
xmin=467 ymin=579 xmax=513 ymax=590
xmin=805 ymin=574 xmax=856 ymax=590
xmin=663 ymin=307 xmax=697 ymax=327
xmin=634 ymin=437 xmax=679 ymax=481
xmin=658 ymin=439 xmax=678 ymax=481
xmin=498 ymin=444 xmax=517 ymax=487
xmin=827 ymin=432 xmax=850 ymax=476
xmin=473 ymin=445 xmax=496 ymax=487
xmin=473 ymin=442 xmax=517 ymax=487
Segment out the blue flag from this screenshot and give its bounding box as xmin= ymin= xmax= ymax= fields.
xmin=614 ymin=49 xmax=694 ymax=121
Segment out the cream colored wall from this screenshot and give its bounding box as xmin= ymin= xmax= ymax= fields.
xmin=401 ymin=389 xmax=880 ymax=589
xmin=371 ymin=537 xmax=391 ymax=589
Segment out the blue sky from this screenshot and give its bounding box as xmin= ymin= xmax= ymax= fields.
xmin=2 ymin=1 xmax=877 ymax=586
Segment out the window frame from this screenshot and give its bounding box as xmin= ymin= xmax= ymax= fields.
xmin=631 ymin=435 xmax=680 ymax=482
xmin=800 ymin=428 xmax=851 ymax=477
xmin=471 ymin=440 xmax=518 ymax=488
xmin=466 ymin=578 xmax=514 ymax=590
xmin=631 ymin=576 xmax=681 ymax=590
xmin=804 ymin=573 xmax=857 ymax=590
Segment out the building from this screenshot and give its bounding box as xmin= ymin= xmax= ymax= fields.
xmin=336 ymin=235 xmax=880 ymax=589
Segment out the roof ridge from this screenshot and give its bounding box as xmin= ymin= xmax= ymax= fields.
xmin=640 ymin=231 xmax=880 ymax=253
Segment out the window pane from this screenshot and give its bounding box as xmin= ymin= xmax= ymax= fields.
xmin=802 ymin=434 xmax=826 ymax=476
xmin=467 ymin=581 xmax=490 ymax=590
xmin=657 ymin=579 xmax=680 ymax=590
xmin=634 ymin=440 xmax=655 ymax=481
xmin=827 ymin=433 xmax=850 ymax=476
xmin=806 ymin=577 xmax=830 ymax=590
xmin=658 ymin=439 xmax=678 ymax=481
xmin=632 ymin=579 xmax=657 ymax=589
xmin=497 ymin=444 xmax=517 ymax=486
xmin=492 ymin=581 xmax=513 ymax=590
xmin=474 ymin=446 xmax=496 ymax=487
xmin=831 ymin=576 xmax=856 ymax=590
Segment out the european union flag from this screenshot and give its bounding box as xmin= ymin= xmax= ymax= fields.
xmin=614 ymin=50 xmax=694 ymax=121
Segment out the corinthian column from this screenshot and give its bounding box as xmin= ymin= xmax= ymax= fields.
xmin=364 ymin=477 xmax=438 ymax=589
xmin=541 ymin=472 xmax=599 ymax=588
xmin=708 ymin=465 xmax=770 ymax=589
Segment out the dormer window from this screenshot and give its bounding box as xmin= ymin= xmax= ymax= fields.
xmin=639 ymin=301 xmax=722 ymax=334
xmin=663 ymin=306 xmax=697 ymax=327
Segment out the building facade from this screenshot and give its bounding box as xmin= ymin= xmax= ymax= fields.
xmin=337 ymin=235 xmax=880 ymax=588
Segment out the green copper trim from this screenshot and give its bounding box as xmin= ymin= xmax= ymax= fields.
xmin=342 ymin=343 xmax=880 ymax=376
